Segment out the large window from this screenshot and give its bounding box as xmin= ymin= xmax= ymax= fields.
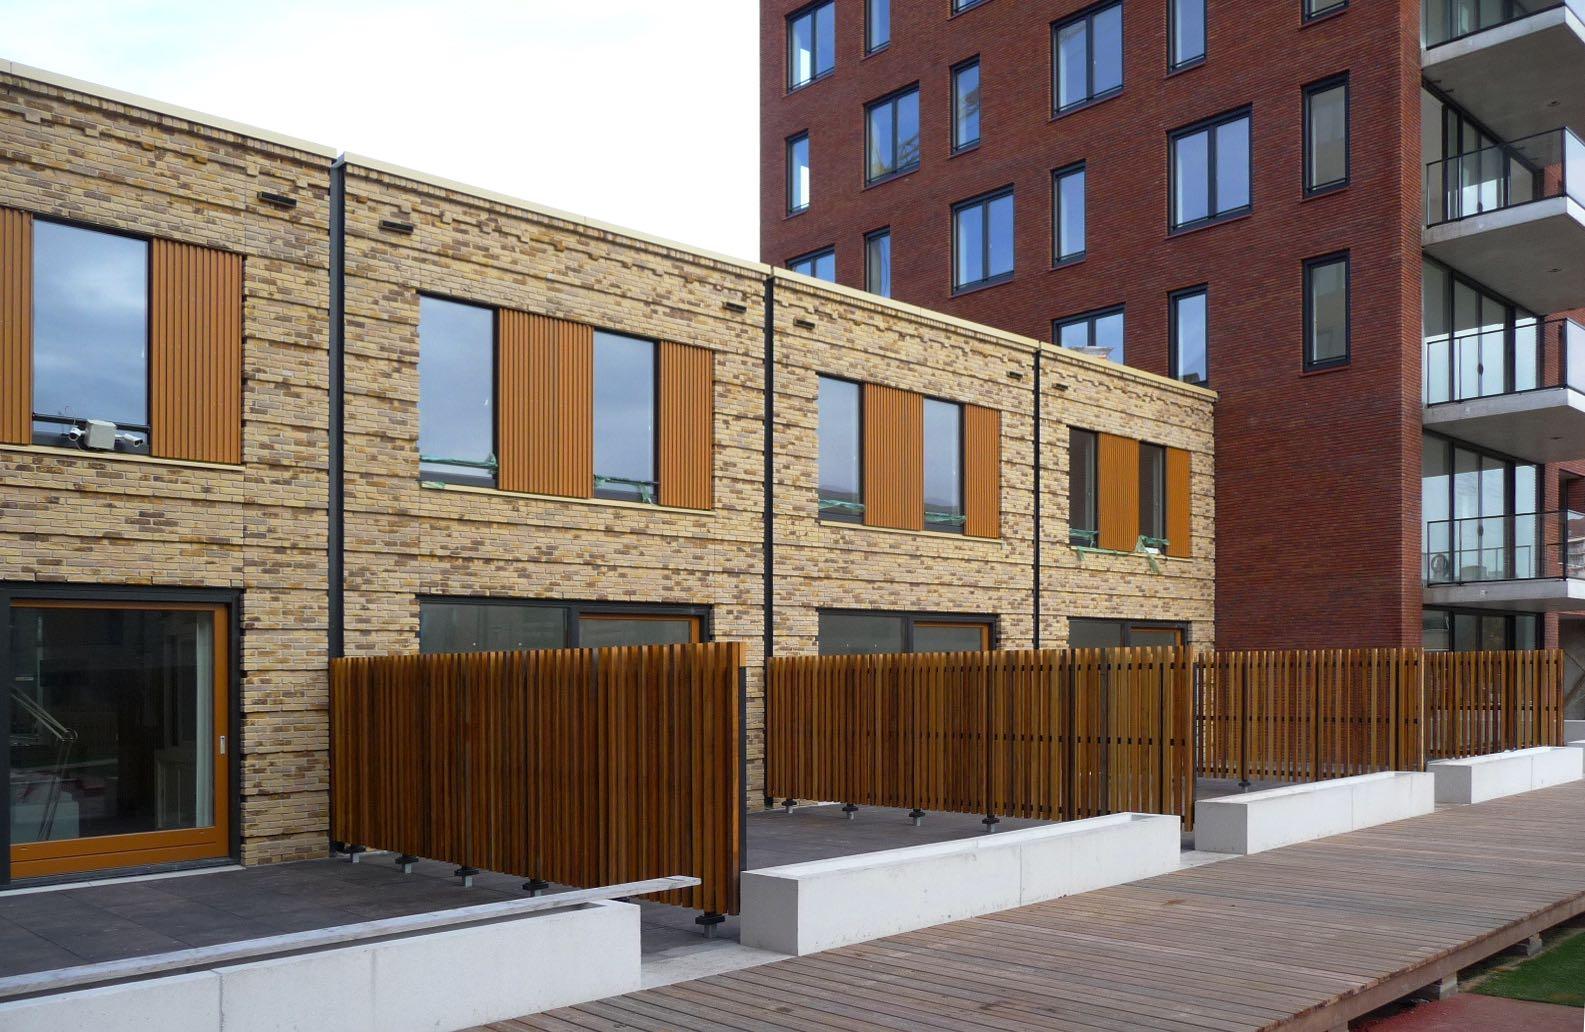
xmin=1053 ymin=163 xmax=1086 ymax=264
xmin=593 ymin=331 xmax=656 ymax=502
xmin=1170 ymin=0 xmax=1206 ymax=70
xmin=1304 ymin=252 xmax=1350 ymax=370
xmin=818 ymin=610 xmax=993 ymax=656
xmin=952 ymin=188 xmax=1014 ymax=292
xmin=1070 ymin=619 xmax=1186 ymax=648
xmin=1139 ymin=442 xmax=1166 ymax=546
xmin=1304 ymin=76 xmax=1349 ymax=195
xmin=1422 ymin=257 xmax=1538 ymax=404
xmin=788 ymin=1 xmax=836 ymax=90
xmin=789 ymin=247 xmax=836 ymax=281
xmin=1305 ymin=0 xmax=1347 ymax=21
xmin=818 ymin=376 xmax=863 ymax=522
xmin=1069 ymin=428 xmax=1098 ymax=547
xmin=867 ymin=0 xmax=889 ymax=52
xmin=787 ymin=133 xmax=811 ymax=215
xmin=418 ymin=296 xmax=496 ymax=485
xmin=1170 ymin=287 xmax=1209 ymax=385
xmin=1056 ymin=307 xmax=1125 ymax=364
xmin=1171 ymin=109 xmax=1251 ymax=231
xmin=866 ymin=229 xmax=892 ymax=298
xmin=1423 ymin=609 xmax=1540 ymax=652
xmin=32 ymin=221 xmax=150 ymax=452
xmin=923 ymin=398 xmax=964 ymax=532
xmin=419 ymin=599 xmax=702 ymax=653
xmin=952 ymin=59 xmax=981 ymax=153
xmin=866 ymin=87 xmax=921 ymax=184
xmin=1052 ymin=2 xmax=1123 ymax=114
xmin=1422 ymin=433 xmax=1541 ymax=585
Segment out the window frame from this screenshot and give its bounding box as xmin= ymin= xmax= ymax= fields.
xmin=1168 ymin=0 xmax=1207 ymax=72
xmin=1303 ymin=250 xmax=1352 ymax=372
xmin=1302 ymin=0 xmax=1347 ymax=23
xmin=786 ymin=132 xmax=811 ymax=216
xmin=817 ymin=374 xmax=865 ymax=524
xmin=952 ymin=0 xmax=991 ymax=13
xmin=866 ymin=0 xmax=890 ymax=53
xmin=418 ymin=596 xmax=711 ymax=653
xmin=1054 ymin=305 xmax=1126 ymax=363
xmin=865 ymin=84 xmax=922 ymax=186
xmin=1052 ymin=161 xmax=1087 ymax=266
xmin=922 ymin=395 xmax=966 ymax=534
xmin=787 ymin=0 xmax=836 ymax=92
xmin=788 ymin=246 xmax=837 ymax=282
xmin=865 ymin=227 xmax=892 ymax=298
xmin=417 ymin=292 xmax=499 ymax=488
xmin=1139 ymin=441 xmax=1167 ymax=546
xmin=951 ymin=186 xmax=1016 ymax=294
xmin=817 ymin=607 xmax=998 ymax=656
xmin=1169 ymin=106 xmax=1254 ymax=233
xmin=1051 ymin=1 xmax=1125 ymax=117
xmin=1303 ymin=74 xmax=1350 ymax=196
xmin=951 ymin=57 xmax=982 ymax=155
xmin=591 ymin=329 xmax=660 ymax=504
xmin=1068 ymin=427 xmax=1099 ymax=548
xmin=1168 ymin=284 xmax=1210 ymax=385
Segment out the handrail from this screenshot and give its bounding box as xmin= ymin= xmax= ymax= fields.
xmin=1423 ymin=509 xmax=1585 ymax=584
xmin=1424 ymin=0 xmax=1585 ymax=48
xmin=1423 ymin=316 xmax=1585 ymax=404
xmin=1424 ymin=127 xmax=1585 ymax=227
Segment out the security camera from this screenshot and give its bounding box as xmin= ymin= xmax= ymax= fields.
xmin=115 ymin=430 xmax=147 ymax=451
xmin=63 ymin=425 xmax=87 ymax=447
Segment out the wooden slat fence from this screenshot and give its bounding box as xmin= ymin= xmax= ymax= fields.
xmin=1424 ymin=649 xmax=1566 ymax=759
xmin=331 ymin=642 xmax=743 ymax=916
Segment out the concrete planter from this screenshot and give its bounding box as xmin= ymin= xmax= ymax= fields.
xmin=1565 ymin=719 xmax=1585 ymax=742
xmin=739 ymin=812 xmax=1179 ymax=957
xmin=1430 ymin=746 xmax=1585 ymax=804
xmin=1194 ymin=771 xmax=1435 ymax=855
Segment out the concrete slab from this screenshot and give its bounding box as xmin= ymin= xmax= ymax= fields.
xmin=1195 ymin=772 xmax=1435 ymax=855
xmin=1430 ymin=747 xmax=1585 ymax=804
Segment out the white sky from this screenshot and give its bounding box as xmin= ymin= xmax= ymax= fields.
xmin=0 ymin=1 xmax=762 ymax=260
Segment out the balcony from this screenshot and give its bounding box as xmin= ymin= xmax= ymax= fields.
xmin=1423 ymin=509 xmax=1585 ymax=611
xmin=1423 ymin=317 xmax=1585 ymax=463
xmin=1422 ymin=1 xmax=1585 ymax=142
xmin=1422 ymin=129 xmax=1585 ymax=314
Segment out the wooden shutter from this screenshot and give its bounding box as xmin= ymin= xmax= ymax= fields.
xmin=1166 ymin=446 xmax=1192 ymax=558
xmin=963 ymin=405 xmax=1001 ymax=539
xmin=658 ymin=341 xmax=714 ymax=510
xmin=151 ymin=240 xmax=244 ymax=463
xmin=0 ymin=208 xmax=30 ymax=444
xmin=1097 ymin=433 xmax=1140 ymax=552
xmin=498 ymin=311 xmax=593 ymax=497
xmin=863 ymin=383 xmax=923 ymax=531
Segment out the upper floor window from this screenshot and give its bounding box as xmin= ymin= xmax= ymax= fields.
xmin=952 ymin=59 xmax=981 ymax=153
xmin=787 ymin=133 xmax=811 ymax=214
xmin=1304 ymin=76 xmax=1349 ymax=194
xmin=1069 ymin=428 xmax=1098 ymax=547
xmin=818 ymin=376 xmax=864 ymax=522
xmin=418 ymin=296 xmax=496 ymax=485
xmin=866 ymin=86 xmax=921 ymax=184
xmin=953 ymin=0 xmax=990 ymax=12
xmin=866 ymin=228 xmax=892 ymax=298
xmin=593 ymin=330 xmax=657 ymax=502
xmin=1170 ymin=0 xmax=1206 ymax=69
xmin=924 ymin=398 xmax=964 ymax=532
xmin=867 ymin=0 xmax=890 ymax=52
xmin=1171 ymin=108 xmax=1251 ymax=231
xmin=1170 ymin=286 xmax=1209 ymax=385
xmin=1056 ymin=306 xmax=1125 ymax=364
xmin=1053 ymin=162 xmax=1087 ymax=264
xmin=1053 ymin=2 xmax=1123 ymax=115
xmin=789 ymin=247 xmax=837 ymax=281
xmin=953 ymin=188 xmax=1014 ymax=292
xmin=1304 ymin=252 xmax=1350 ymax=370
xmin=1304 ymin=0 xmax=1346 ymax=21
xmin=1139 ymin=442 xmax=1167 ymax=546
xmin=788 ymin=1 xmax=836 ymax=91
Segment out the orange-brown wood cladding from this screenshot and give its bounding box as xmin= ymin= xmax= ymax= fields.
xmin=658 ymin=341 xmax=713 ymax=510
xmin=1097 ymin=433 xmax=1140 ymax=552
xmin=862 ymin=383 xmax=923 ymax=531
xmin=331 ymin=643 xmax=743 ymax=915
xmin=963 ymin=405 xmax=1001 ymax=539
xmin=0 ymin=207 xmax=33 ymax=445
xmin=150 ymin=240 xmax=243 ymax=463
xmin=498 ymin=311 xmax=593 ymax=497
xmin=1165 ymin=447 xmax=1192 ymax=558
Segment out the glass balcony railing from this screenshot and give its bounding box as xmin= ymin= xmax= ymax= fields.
xmin=1424 ymin=316 xmax=1585 ymax=404
xmin=1425 ymin=128 xmax=1585 ymax=227
xmin=1423 ymin=509 xmax=1585 ymax=584
xmin=1424 ymin=0 xmax=1585 ymax=48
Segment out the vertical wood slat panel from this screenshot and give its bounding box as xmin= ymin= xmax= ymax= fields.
xmin=0 ymin=207 xmax=31 ymax=444
xmin=863 ymin=383 xmax=924 ymax=531
xmin=498 ymin=311 xmax=593 ymax=497
xmin=1097 ymin=433 xmax=1140 ymax=552
xmin=658 ymin=341 xmax=714 ymax=510
xmin=150 ymin=239 xmax=243 ymax=463
xmin=963 ymin=404 xmax=1001 ymax=539
xmin=1165 ymin=447 xmax=1192 ymax=558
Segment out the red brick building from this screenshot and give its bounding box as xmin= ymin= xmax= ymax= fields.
xmin=761 ymin=0 xmax=1585 ymax=666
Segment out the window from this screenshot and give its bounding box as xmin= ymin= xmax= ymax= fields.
xmin=867 ymin=0 xmax=889 ymax=52
xmin=953 ymin=188 xmax=1014 ymax=291
xmin=787 ymin=133 xmax=810 ymax=214
xmin=1304 ymin=252 xmax=1350 ymax=370
xmin=818 ymin=376 xmax=863 ymax=522
xmin=1052 ymin=2 xmax=1123 ymax=114
xmin=31 ymin=221 xmax=150 ymax=452
xmin=789 ymin=247 xmax=836 ymax=281
xmin=1170 ymin=0 xmax=1206 ymax=69
xmin=1053 ymin=163 xmax=1086 ymax=264
xmin=1055 ymin=307 xmax=1125 ymax=364
xmin=866 ymin=86 xmax=921 ymax=183
xmin=865 ymin=229 xmax=892 ymax=298
xmin=1069 ymin=619 xmax=1186 ymax=648
xmin=788 ymin=1 xmax=836 ymax=90
xmin=1423 ymin=608 xmax=1541 ymax=652
xmin=924 ymin=398 xmax=964 ymax=532
xmin=1170 ymin=287 xmax=1209 ymax=385
xmin=1304 ymin=0 xmax=1346 ymax=21
xmin=953 ymin=0 xmax=989 ymax=11
xmin=1304 ymin=76 xmax=1349 ymax=194
xmin=818 ymin=610 xmax=993 ymax=656
xmin=1422 ymin=256 xmax=1538 ymax=404
xmin=419 ymin=600 xmax=703 ymax=653
xmin=1171 ymin=109 xmax=1251 ymax=230
xmin=1139 ymin=442 xmax=1166 ymax=546
xmin=1069 ymin=428 xmax=1098 ymax=547
xmin=952 ymin=59 xmax=981 ymax=153
xmin=418 ymin=296 xmax=496 ymax=485
xmin=593 ymin=330 xmax=656 ymax=502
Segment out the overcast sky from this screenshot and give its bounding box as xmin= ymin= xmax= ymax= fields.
xmin=0 ymin=1 xmax=762 ymax=260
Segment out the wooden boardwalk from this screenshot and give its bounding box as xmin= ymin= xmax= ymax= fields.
xmin=496 ymin=781 xmax=1585 ymax=1032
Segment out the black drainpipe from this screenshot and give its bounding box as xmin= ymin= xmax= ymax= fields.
xmin=1032 ymin=349 xmax=1042 ymax=649
xmin=761 ymin=273 xmax=777 ymax=668
xmin=328 ymin=156 xmax=346 ymax=661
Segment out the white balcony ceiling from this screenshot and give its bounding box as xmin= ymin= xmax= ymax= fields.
xmin=1425 ymin=578 xmax=1585 ymax=613
xmin=1423 ymin=7 xmax=1585 ymax=142
xmin=1423 ymin=386 xmax=1585 ymax=464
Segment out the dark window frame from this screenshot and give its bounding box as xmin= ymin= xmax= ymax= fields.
xmin=1139 ymin=441 xmax=1167 ymax=545
xmin=922 ymin=394 xmax=967 ymax=535
xmin=417 ymin=292 xmax=500 ymax=488
xmin=1303 ymin=250 xmax=1351 ymax=372
xmin=1421 ymin=428 xmax=1544 ymax=588
xmin=866 ymin=0 xmax=890 ymax=53
xmin=1303 ymin=73 xmax=1350 ymax=196
xmin=865 ymin=227 xmax=892 ymax=297
xmin=817 ymin=607 xmax=998 ymax=655
xmin=418 ymin=596 xmax=712 ymax=653
xmin=952 ymin=0 xmax=991 ymax=14
xmin=951 ymin=185 xmax=1016 ymax=294
xmin=591 ymin=329 xmax=661 ymax=504
xmin=788 ymin=246 xmax=837 ymax=281
xmin=865 ymin=83 xmax=923 ymax=186
xmin=1069 ymin=617 xmax=1191 ymax=648
xmin=1168 ymin=0 xmax=1207 ymax=72
xmin=1302 ymin=0 xmax=1348 ymax=23
xmin=817 ymin=373 xmax=866 ymax=524
xmin=1052 ymin=161 xmax=1087 ymax=266
xmin=787 ymin=0 xmax=837 ymax=92
xmin=1051 ymin=0 xmax=1125 ymax=117
xmin=1068 ymin=427 xmax=1099 ymax=547
xmin=1169 ymin=284 xmax=1210 ymax=385
xmin=1054 ymin=305 xmax=1126 ymax=362
xmin=786 ymin=132 xmax=811 ymax=216
xmin=1169 ymin=106 xmax=1254 ymax=233
xmin=951 ymin=56 xmax=982 ymax=154
xmin=1422 ymin=606 xmax=1541 ymax=653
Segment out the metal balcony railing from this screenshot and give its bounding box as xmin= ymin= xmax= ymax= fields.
xmin=1423 ymin=509 xmax=1585 ymax=584
xmin=1425 ymin=128 xmax=1585 ymax=227
xmin=1424 ymin=0 xmax=1585 ymax=48
xmin=1424 ymin=316 xmax=1585 ymax=404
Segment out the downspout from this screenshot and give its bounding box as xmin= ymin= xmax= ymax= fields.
xmin=762 ymin=273 xmax=776 ymax=668
xmin=1032 ymin=349 xmax=1042 ymax=649
xmin=328 ymin=157 xmax=346 ymax=661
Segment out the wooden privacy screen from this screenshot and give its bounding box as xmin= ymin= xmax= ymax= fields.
xmin=765 ymin=648 xmax=1197 ymax=828
xmin=0 ymin=207 xmax=30 ymax=444
xmin=863 ymin=383 xmax=924 ymax=531
xmin=498 ymin=311 xmax=594 ymax=497
xmin=658 ymin=341 xmax=713 ymax=510
xmin=151 ymin=240 xmax=244 ymax=463
xmin=1165 ymin=447 xmax=1192 ymax=558
xmin=331 ymin=642 xmax=743 ymax=915
xmin=1097 ymin=433 xmax=1140 ymax=551
xmin=1424 ymin=649 xmax=1565 ymax=759
xmin=963 ymin=405 xmax=1001 ymax=539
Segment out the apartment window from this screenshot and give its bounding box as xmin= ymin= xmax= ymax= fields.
xmin=867 ymin=0 xmax=890 ymax=51
xmin=1070 ymin=619 xmax=1186 ymax=648
xmin=1304 ymin=76 xmax=1349 ymax=194
xmin=418 ymin=296 xmax=496 ymax=485
xmin=1304 ymin=252 xmax=1350 ymax=370
xmin=788 ymin=1 xmax=836 ymax=90
xmin=1304 ymin=0 xmax=1347 ymax=21
xmin=1171 ymin=109 xmax=1251 ymax=230
xmin=866 ymin=86 xmax=921 ymax=184
xmin=1170 ymin=0 xmax=1206 ymax=70
xmin=1056 ymin=307 xmax=1125 ymax=364
xmin=953 ymin=188 xmax=1014 ymax=291
xmin=952 ymin=59 xmax=981 ymax=153
xmin=1053 ymin=162 xmax=1086 ymax=264
xmin=1139 ymin=442 xmax=1166 ymax=546
xmin=1170 ymin=287 xmax=1209 ymax=385
xmin=953 ymin=0 xmax=990 ymax=12
xmin=924 ymin=398 xmax=964 ymax=532
xmin=593 ymin=330 xmax=656 ymax=502
xmin=31 ymin=221 xmax=150 ymax=452
xmin=818 ymin=376 xmax=863 ymax=522
xmin=787 ymin=133 xmax=811 ymax=214
xmin=866 ymin=229 xmax=892 ymax=297
xmin=818 ymin=610 xmax=993 ymax=656
xmin=1052 ymin=2 xmax=1123 ymax=114
xmin=1069 ymin=428 xmax=1098 ymax=547
xmin=789 ymin=247 xmax=836 ymax=281
xmin=419 ymin=600 xmax=702 ymax=653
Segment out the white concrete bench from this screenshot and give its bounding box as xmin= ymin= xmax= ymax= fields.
xmin=739 ymin=812 xmax=1178 ymax=957
xmin=1565 ymin=719 xmax=1585 ymax=742
xmin=1430 ymin=746 xmax=1585 ymax=804
xmin=1193 ymin=771 xmax=1434 ymax=855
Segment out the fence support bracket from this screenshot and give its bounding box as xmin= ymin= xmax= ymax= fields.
xmin=981 ymin=814 xmax=1000 ymax=833
xmin=782 ymin=798 xmax=798 ymax=814
xmin=908 ymin=809 xmax=925 ymax=827
xmin=343 ymin=844 xmax=365 ymax=864
xmin=695 ymin=912 xmax=725 ymax=939
xmin=454 ymin=866 xmax=479 ymax=888
xmin=394 ymin=854 xmax=418 ymax=874
xmin=522 ymin=878 xmax=549 ymax=897
xmin=842 ymin=803 xmax=858 ymax=821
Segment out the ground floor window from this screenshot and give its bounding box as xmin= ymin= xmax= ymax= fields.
xmin=417 ymin=599 xmax=706 ymax=654
xmin=817 ymin=610 xmax=994 ymax=656
xmin=1068 ymin=618 xmax=1187 ymax=649
xmin=1422 ymin=608 xmax=1539 ymax=652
